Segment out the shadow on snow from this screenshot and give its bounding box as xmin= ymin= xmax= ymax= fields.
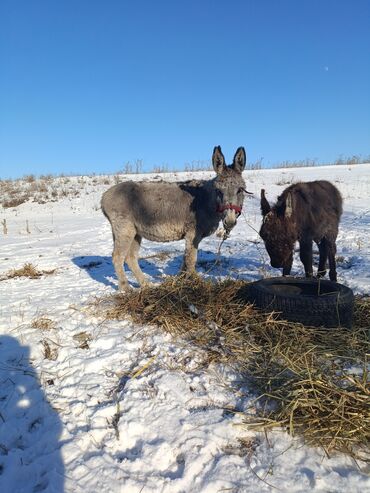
xmin=0 ymin=336 xmax=64 ymax=492
xmin=72 ymin=250 xmax=262 ymax=290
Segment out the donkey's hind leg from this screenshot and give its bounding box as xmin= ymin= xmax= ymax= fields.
xmin=125 ymin=234 xmax=149 ymax=287
xmin=111 ymin=222 xmax=136 ymax=291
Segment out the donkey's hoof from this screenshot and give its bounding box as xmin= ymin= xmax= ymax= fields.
xmin=178 ymin=270 xmax=199 ymax=281
xmin=140 ymin=280 xmax=155 ymax=288
xmin=118 ymin=282 xmax=132 ymax=292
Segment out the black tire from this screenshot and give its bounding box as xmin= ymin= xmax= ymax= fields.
xmin=244 ymin=277 xmax=354 ymax=329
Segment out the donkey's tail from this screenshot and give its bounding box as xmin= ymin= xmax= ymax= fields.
xmin=100 ymin=190 xmax=111 ymax=219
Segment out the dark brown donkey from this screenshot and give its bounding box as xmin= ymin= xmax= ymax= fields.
xmin=259 ymin=180 xmax=342 ymax=281
xmin=102 ymin=146 xmax=246 ymax=290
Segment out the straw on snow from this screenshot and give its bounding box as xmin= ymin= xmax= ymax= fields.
xmin=97 ymin=275 xmax=370 ymax=461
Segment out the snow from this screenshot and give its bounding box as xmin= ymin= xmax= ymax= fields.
xmin=1 ymin=164 xmax=369 ymax=492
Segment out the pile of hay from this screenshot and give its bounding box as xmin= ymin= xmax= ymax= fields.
xmin=101 ymin=275 xmax=369 ymax=461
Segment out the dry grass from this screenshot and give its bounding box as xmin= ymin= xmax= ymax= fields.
xmin=1 ymin=153 xmax=369 ymax=210
xmin=2 ymin=196 xmax=30 ymax=208
xmin=41 ymin=340 xmax=58 ymax=360
xmin=0 ymin=263 xmax=56 ymax=281
xmin=0 ymin=174 xmax=116 ymax=208
xmin=31 ymin=317 xmax=56 ymax=330
xmin=272 ymin=155 xmax=370 ymax=169
xmin=96 ymin=275 xmax=369 ymax=461
xmin=73 ymin=331 xmax=92 ymax=349
xmin=184 ymin=159 xmax=213 ymax=172
xmin=142 ymin=250 xmax=173 ymax=262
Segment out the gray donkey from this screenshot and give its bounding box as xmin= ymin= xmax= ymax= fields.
xmin=101 ymin=146 xmax=247 ymax=290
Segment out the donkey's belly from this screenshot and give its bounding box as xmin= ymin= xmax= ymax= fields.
xmin=138 ymin=224 xmax=186 ymax=242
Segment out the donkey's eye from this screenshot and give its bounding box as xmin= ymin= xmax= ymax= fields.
xmin=237 ymin=188 xmax=244 ymax=194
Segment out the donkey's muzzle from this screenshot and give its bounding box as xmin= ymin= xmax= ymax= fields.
xmin=222 ymin=209 xmax=238 ymax=231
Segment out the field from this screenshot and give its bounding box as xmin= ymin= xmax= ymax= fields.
xmin=0 ymin=164 xmax=369 ymax=492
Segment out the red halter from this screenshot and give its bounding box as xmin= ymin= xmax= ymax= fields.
xmin=216 ymin=204 xmax=242 ymax=214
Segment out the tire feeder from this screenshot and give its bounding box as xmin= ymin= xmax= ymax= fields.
xmin=245 ymin=277 xmax=354 ymax=329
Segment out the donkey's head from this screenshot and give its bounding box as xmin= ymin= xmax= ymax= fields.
xmin=259 ymin=189 xmax=296 ymax=270
xmin=212 ymin=146 xmax=246 ymax=232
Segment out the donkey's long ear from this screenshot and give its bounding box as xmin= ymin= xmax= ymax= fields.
xmin=212 ymin=146 xmax=226 ymax=174
xmin=285 ymin=193 xmax=293 ymax=218
xmin=232 ymin=147 xmax=246 ymax=173
xmin=260 ymin=189 xmax=271 ymax=216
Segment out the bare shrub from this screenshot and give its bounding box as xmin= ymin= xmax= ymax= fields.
xmin=0 ymin=179 xmax=12 ymax=190
xmin=2 ymin=195 xmax=29 ymax=208
xmin=333 ymin=154 xmax=368 ymax=166
xmin=123 ymin=161 xmax=133 ymax=174
xmin=59 ymin=188 xmax=69 ymax=197
xmin=248 ymin=157 xmax=264 ymax=170
xmin=37 ymin=181 xmax=48 ymax=193
xmin=4 ymin=263 xmax=42 ymax=279
xmin=135 ymin=159 xmax=143 ymax=174
xmin=184 ymin=160 xmax=212 ymax=172
xmin=24 ymin=174 xmax=36 ymax=183
xmin=273 ymin=158 xmax=318 ymax=169
xmin=0 ymin=263 xmax=56 ymax=281
xmin=39 ymin=174 xmax=54 ymax=182
xmin=271 ymin=155 xmax=370 ymax=169
xmin=153 ymin=163 xmax=169 ymax=173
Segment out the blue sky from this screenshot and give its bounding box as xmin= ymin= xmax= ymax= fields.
xmin=1 ymin=0 xmax=369 ymax=178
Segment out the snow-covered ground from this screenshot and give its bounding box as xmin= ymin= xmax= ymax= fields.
xmin=1 ymin=164 xmax=369 ymax=493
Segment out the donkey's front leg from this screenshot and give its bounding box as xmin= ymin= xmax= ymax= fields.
xmin=282 ymin=252 xmax=293 ymax=276
xmin=317 ymin=238 xmax=328 ymax=278
xmin=299 ymin=238 xmax=313 ymax=278
xmin=282 ymin=264 xmax=292 ymax=276
xmin=326 ymin=237 xmax=338 ymax=282
xmin=181 ymin=233 xmax=200 ymax=274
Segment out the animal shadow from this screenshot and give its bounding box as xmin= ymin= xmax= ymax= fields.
xmin=164 ymin=250 xmax=261 ymax=281
xmin=72 ymin=255 xmax=163 ymax=290
xmin=73 ymin=248 xmax=260 ymax=290
xmin=0 ymin=336 xmax=64 ymax=492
